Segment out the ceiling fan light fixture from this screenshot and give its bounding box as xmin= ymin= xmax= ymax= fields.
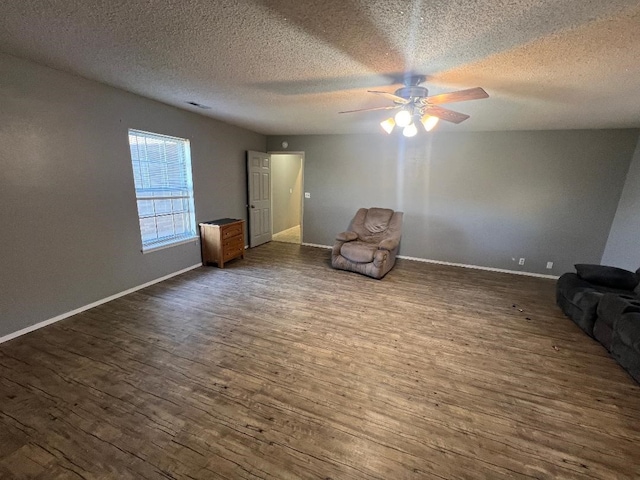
xmin=403 ymin=123 xmax=418 ymax=138
xmin=394 ymin=109 xmax=412 ymax=128
xmin=421 ymin=115 xmax=439 ymax=132
xmin=338 ymin=78 xmax=488 ymax=134
xmin=380 ymin=117 xmax=395 ymax=134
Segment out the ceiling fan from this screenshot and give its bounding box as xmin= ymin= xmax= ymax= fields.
xmin=339 ymin=75 xmax=489 ymax=137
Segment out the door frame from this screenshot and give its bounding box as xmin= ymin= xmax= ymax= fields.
xmin=267 ymin=151 xmax=305 ymax=244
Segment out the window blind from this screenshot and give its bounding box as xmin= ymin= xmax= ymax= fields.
xmin=128 ymin=129 xmax=197 ymax=251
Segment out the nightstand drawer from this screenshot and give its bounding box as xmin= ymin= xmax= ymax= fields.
xmin=221 ymin=223 xmax=243 ymax=240
xmin=223 ymin=235 xmax=243 ymax=251
xmin=223 ymin=241 xmax=244 ymax=261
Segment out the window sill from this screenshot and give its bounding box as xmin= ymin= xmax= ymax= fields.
xmin=141 ymin=236 xmax=199 ymax=254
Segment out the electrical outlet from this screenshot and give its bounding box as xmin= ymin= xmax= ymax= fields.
xmin=304 ymin=192 xmax=310 ymax=199
xmin=518 ymin=258 xmax=525 ymax=266
xmin=546 ymin=261 xmax=553 ymax=269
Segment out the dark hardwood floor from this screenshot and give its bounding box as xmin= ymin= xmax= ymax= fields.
xmin=1 ymin=242 xmax=639 ymax=479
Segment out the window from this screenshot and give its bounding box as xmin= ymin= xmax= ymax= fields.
xmin=128 ymin=129 xmax=197 ymax=252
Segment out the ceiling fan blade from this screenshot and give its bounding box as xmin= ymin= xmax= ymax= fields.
xmin=424 ymin=105 xmax=470 ymax=124
xmin=424 ymin=87 xmax=489 ymax=105
xmin=367 ymin=90 xmax=410 ymax=104
xmin=338 ymin=105 xmax=400 ymax=114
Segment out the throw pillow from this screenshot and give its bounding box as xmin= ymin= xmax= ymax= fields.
xmin=575 ymin=264 xmax=639 ymax=290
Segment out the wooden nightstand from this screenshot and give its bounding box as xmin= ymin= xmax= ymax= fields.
xmin=199 ymin=218 xmax=245 ymax=268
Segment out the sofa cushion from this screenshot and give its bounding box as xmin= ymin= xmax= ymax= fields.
xmin=596 ymin=294 xmax=640 ymax=328
xmin=610 ymin=340 xmax=640 ymax=384
xmin=556 ymin=274 xmax=604 ymax=337
xmin=557 ymin=273 xmax=597 ymax=300
xmin=340 ymin=241 xmax=378 ymax=263
xmin=615 ymin=313 xmax=640 ymax=348
xmin=594 ymin=295 xmax=640 ymax=350
xmin=575 ymin=264 xmax=639 ymax=290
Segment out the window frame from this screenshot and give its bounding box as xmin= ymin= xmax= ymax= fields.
xmin=127 ymin=129 xmax=198 ymax=253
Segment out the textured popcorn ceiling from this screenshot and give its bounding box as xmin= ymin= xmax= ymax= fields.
xmin=1 ymin=0 xmax=639 ymax=134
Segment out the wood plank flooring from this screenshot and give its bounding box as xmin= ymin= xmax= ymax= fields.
xmin=1 ymin=242 xmax=639 ymax=479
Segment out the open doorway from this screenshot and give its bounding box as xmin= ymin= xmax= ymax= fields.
xmin=270 ymin=153 xmax=303 ymax=244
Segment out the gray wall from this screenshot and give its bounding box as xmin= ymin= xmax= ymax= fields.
xmin=602 ymin=138 xmax=640 ymax=270
xmin=0 ymin=53 xmax=265 ymax=337
xmin=267 ymin=130 xmax=639 ymax=275
xmin=271 ymin=154 xmax=302 ymax=233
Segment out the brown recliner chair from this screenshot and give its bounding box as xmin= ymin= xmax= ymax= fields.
xmin=332 ymin=207 xmax=403 ymax=279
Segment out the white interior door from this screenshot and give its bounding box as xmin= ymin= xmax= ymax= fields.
xmin=247 ymin=151 xmax=272 ymax=247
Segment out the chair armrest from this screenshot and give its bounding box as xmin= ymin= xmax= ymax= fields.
xmin=378 ymin=238 xmax=399 ymax=251
xmin=336 ymin=231 xmax=358 ymax=242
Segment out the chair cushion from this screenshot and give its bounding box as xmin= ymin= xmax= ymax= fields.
xmin=341 ymin=241 xmax=378 ymax=263
xmin=364 ymin=208 xmax=394 ymax=233
xmin=575 ymin=264 xmax=639 ymax=290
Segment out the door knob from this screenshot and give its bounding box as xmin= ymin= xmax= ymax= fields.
xmin=250 ymin=205 xmax=255 ymax=208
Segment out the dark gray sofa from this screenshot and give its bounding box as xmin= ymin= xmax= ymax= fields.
xmin=556 ymin=264 xmax=640 ymax=383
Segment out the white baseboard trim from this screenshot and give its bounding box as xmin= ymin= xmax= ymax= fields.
xmin=302 ymin=242 xmax=559 ymax=279
xmin=397 ymin=255 xmax=560 ymax=279
xmin=302 ymin=242 xmax=332 ymax=249
xmin=0 ymin=263 xmax=203 ymax=345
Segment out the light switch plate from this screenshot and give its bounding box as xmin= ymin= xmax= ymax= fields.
xmin=304 ymin=192 xmax=310 ymax=199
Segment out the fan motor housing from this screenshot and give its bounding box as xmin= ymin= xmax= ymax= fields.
xmin=394 ymin=85 xmax=428 ymax=100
